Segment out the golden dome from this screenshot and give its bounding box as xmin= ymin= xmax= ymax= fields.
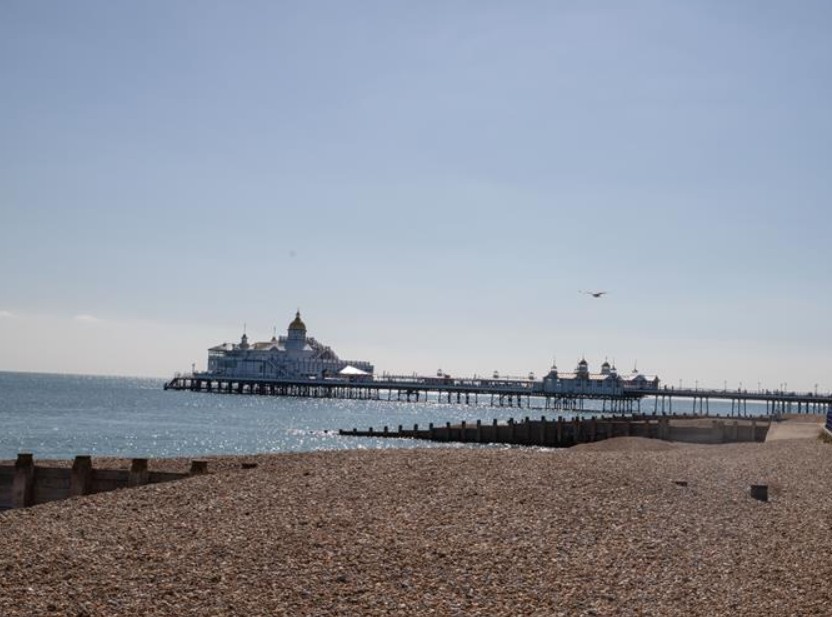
xmin=288 ymin=310 xmax=306 ymax=331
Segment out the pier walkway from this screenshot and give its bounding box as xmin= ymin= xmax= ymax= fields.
xmin=164 ymin=373 xmax=832 ymax=415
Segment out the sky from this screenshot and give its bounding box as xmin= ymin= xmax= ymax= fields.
xmin=1 ymin=1 xmax=831 ymax=392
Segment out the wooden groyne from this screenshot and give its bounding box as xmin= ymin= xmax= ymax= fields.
xmin=339 ymin=414 xmax=771 ymax=448
xmin=0 ymin=454 xmax=209 ymax=511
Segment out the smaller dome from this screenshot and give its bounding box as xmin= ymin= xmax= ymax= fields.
xmin=601 ymin=360 xmax=610 ymax=368
xmin=288 ymin=310 xmax=306 ymax=331
xmin=579 ymin=358 xmax=588 ymax=366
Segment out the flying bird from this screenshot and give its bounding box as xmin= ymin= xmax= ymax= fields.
xmin=581 ymin=290 xmax=608 ymax=298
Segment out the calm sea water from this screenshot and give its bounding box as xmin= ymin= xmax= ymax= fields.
xmin=0 ymin=371 xmax=768 ymax=460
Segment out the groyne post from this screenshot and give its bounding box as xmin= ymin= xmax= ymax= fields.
xmin=70 ymin=455 xmax=93 ymax=497
xmin=190 ymin=460 xmax=208 ymax=475
xmin=658 ymin=417 xmax=670 ymax=440
xmin=12 ymin=453 xmax=35 ymax=508
xmin=750 ymin=485 xmax=769 ymax=502
xmin=712 ymin=420 xmax=725 ymax=443
xmin=128 ymin=458 xmax=150 ymax=487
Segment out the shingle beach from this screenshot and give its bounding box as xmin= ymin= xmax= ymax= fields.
xmin=1 ymin=436 xmax=831 ymax=616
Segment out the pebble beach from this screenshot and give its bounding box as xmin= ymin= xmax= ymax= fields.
xmin=1 ymin=435 xmax=831 ymax=616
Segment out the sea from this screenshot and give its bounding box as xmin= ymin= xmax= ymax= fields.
xmin=0 ymin=371 xmax=770 ymax=460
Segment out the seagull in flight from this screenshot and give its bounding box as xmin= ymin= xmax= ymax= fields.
xmin=581 ymin=290 xmax=608 ymax=298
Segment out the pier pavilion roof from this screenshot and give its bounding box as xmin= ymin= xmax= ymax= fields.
xmin=547 ymin=371 xmax=619 ymax=381
xmin=209 ymin=343 xmax=235 ymax=352
xmin=288 ymin=311 xmax=306 ymax=331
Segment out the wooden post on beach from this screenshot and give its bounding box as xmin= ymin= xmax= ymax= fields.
xmin=658 ymin=417 xmax=669 ymax=441
xmin=750 ymin=485 xmax=768 ymax=502
xmin=540 ymin=416 xmax=547 ymax=445
xmin=556 ymin=417 xmax=564 ymax=445
xmin=476 ymin=419 xmax=482 ymax=443
xmin=128 ymin=458 xmax=150 ymax=487
xmin=189 ymin=460 xmax=208 ymax=475
xmin=12 ymin=453 xmax=35 ymax=508
xmin=70 ymin=455 xmax=93 ymax=497
xmin=712 ymin=420 xmax=724 ymax=443
xmin=460 ymin=421 xmax=467 ymax=442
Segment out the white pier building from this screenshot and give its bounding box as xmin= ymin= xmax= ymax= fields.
xmin=542 ymin=358 xmax=659 ymax=396
xmin=206 ymin=311 xmax=374 ymax=380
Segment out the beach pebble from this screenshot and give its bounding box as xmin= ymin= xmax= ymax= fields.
xmin=1 ymin=439 xmax=831 ymax=615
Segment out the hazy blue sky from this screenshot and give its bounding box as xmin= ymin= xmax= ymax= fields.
xmin=2 ymin=1 xmax=831 ymax=391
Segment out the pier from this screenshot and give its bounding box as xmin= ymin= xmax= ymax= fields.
xmin=165 ymin=373 xmax=832 ymax=415
xmin=165 ymin=373 xmax=643 ymax=411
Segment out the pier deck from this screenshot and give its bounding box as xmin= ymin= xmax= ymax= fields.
xmin=164 ymin=374 xmax=832 ymax=415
